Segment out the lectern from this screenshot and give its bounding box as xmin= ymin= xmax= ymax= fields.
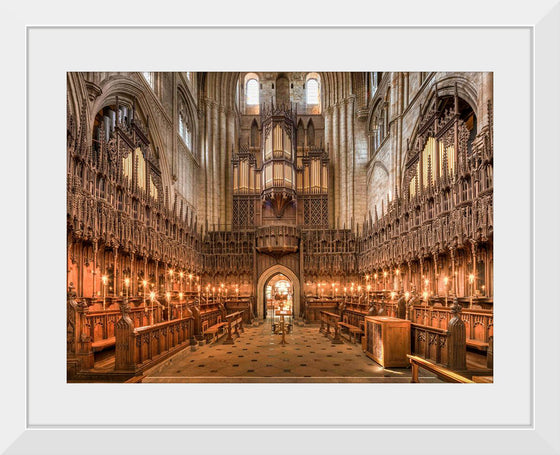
xmin=364 ymin=316 xmax=411 ymax=367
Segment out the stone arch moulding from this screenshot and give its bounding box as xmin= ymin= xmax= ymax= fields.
xmin=256 ymin=265 xmax=301 ymax=320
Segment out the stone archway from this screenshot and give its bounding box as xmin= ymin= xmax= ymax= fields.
xmin=256 ymin=265 xmax=301 ymax=320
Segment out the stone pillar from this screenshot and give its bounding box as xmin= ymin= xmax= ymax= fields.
xmin=219 ymin=106 xmax=227 ymax=225
xmin=205 ymin=101 xmax=214 ymax=226
xmin=346 ymin=97 xmax=355 ymax=227
xmin=225 ymin=110 xmax=235 ymax=226
xmin=447 ymin=299 xmax=467 ymax=370
xmin=332 ymin=104 xmax=340 ymax=225
xmin=339 ymin=101 xmax=347 ymax=226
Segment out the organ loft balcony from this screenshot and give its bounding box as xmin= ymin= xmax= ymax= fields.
xmin=255 ymin=225 xmax=299 ymax=256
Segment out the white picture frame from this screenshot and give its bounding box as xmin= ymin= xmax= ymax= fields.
xmin=2 ymin=1 xmax=559 ymax=453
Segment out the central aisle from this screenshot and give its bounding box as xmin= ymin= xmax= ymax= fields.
xmin=142 ymin=323 xmax=440 ymax=383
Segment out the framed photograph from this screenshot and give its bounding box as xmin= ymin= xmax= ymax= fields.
xmin=2 ymin=1 xmax=559 ymax=453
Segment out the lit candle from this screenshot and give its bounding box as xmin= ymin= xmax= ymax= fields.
xmin=168 ymin=269 xmax=174 ymax=293
xmin=149 ymin=290 xmax=156 ymax=325
xmin=101 ymin=275 xmax=108 ymax=310
xmin=166 ymin=291 xmax=171 ymax=321
xmin=124 ymin=277 xmax=130 ymax=298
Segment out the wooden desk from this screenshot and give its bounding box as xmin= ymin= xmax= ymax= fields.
xmin=364 ymin=316 xmax=411 ymax=367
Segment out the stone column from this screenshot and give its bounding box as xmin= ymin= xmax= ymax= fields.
xmin=332 ymin=104 xmax=340 ymax=226
xmin=211 ymin=102 xmax=219 ymax=227
xmin=219 ymin=106 xmax=227 ymax=225
xmin=225 ymin=109 xmax=235 ymax=226
xmin=346 ymin=97 xmax=355 ymax=228
xmin=339 ymin=100 xmax=347 ymax=227
xmin=205 ymin=101 xmax=214 ymax=226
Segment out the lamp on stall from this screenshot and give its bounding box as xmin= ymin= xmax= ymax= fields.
xmin=443 ymin=276 xmax=449 ymax=306
xmin=149 ymin=290 xmax=156 ymax=325
xmin=101 ymin=275 xmax=108 ymax=311
xmin=168 ymin=269 xmax=174 ymax=293
xmin=166 ymin=291 xmax=171 ymax=320
xmin=124 ymin=277 xmax=130 ymax=298
xmin=142 ymin=279 xmax=148 ymax=310
xmin=468 ymin=273 xmax=475 ymax=308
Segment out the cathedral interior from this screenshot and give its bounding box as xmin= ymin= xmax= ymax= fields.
xmin=67 ymin=71 xmax=493 ymax=383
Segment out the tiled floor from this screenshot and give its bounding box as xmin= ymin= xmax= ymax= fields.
xmin=143 ymin=322 xmax=440 ymax=383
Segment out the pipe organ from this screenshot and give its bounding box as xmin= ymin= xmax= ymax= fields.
xmin=232 ymin=104 xmax=329 ymax=229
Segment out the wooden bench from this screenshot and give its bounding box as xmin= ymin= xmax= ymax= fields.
xmin=320 ymin=311 xmax=343 ymax=344
xmin=204 ymin=322 xmax=228 ymax=344
xmin=467 ymin=338 xmax=489 ymax=351
xmin=92 ymin=336 xmax=115 ymax=352
xmin=337 ymin=322 xmax=364 ymax=344
xmin=224 ymin=311 xmax=244 ymax=344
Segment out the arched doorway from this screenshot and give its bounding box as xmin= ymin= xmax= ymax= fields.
xmin=256 ymin=265 xmax=300 ymax=320
xmin=264 ymin=273 xmax=293 ymax=320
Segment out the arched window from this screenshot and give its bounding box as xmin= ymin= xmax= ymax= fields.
xmin=179 ymin=112 xmax=191 ymax=149
xmin=246 ymin=79 xmax=259 ymax=105
xmin=142 ymin=72 xmax=154 ymax=89
xmin=306 ymin=78 xmax=319 ymax=104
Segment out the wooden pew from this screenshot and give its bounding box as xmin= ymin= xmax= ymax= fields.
xmin=319 ymin=310 xmax=343 ymax=344
xmin=410 ymin=304 xmax=493 ymax=353
xmin=407 ymin=355 xmax=474 ymax=383
xmin=337 ymin=321 xmax=364 ymax=344
xmin=203 ymin=321 xmax=228 ymax=344
xmin=223 ymin=311 xmax=245 ymax=344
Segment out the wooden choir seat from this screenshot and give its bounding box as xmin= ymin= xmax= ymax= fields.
xmin=92 ymin=336 xmax=116 ymax=352
xmin=466 ymin=338 xmax=489 ymax=351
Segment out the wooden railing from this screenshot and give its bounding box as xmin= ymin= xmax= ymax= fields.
xmin=115 ymin=309 xmax=194 ymax=373
xmin=410 ymin=304 xmax=493 ymax=350
xmin=407 ymin=355 xmax=474 ymax=383
xmin=411 ymin=323 xmax=450 ymax=366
